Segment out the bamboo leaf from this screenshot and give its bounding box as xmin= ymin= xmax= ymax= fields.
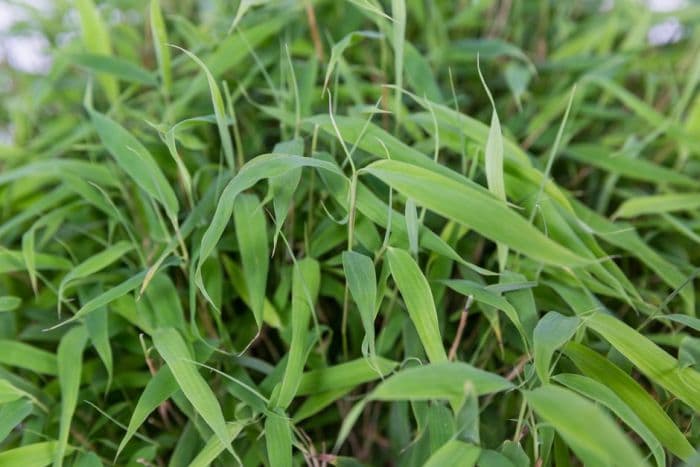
xmin=68 ymin=53 xmax=157 ymax=86
xmin=524 ymin=385 xmax=647 ymax=467
xmin=189 ymin=422 xmax=246 ymax=467
xmin=0 ymin=340 xmax=57 ymax=375
xmin=370 ymin=362 xmax=513 ymax=406
xmin=55 ymin=325 xmax=88 ymax=467
xmin=174 ymin=46 xmax=235 ymax=171
xmin=614 ymin=193 xmax=700 ymax=218
xmin=233 ymin=193 xmax=269 ymax=329
xmin=533 ymin=311 xmax=580 ymax=383
xmin=265 ymin=411 xmax=292 ymax=467
xmin=116 ymin=366 xmax=177 ymax=461
xmin=153 ymin=328 xmax=231 ymax=454
xmin=553 ymin=373 xmax=665 ymax=467
xmin=363 ymin=160 xmax=588 ymax=267
xmin=342 ymin=251 xmax=378 ymax=357
xmin=75 ymin=0 xmax=118 ymax=102
xmin=58 ymin=241 xmax=134 ymax=315
xmin=564 ymin=341 xmax=695 ymax=460
xmin=88 ymin=109 xmax=179 ymax=217
xmin=150 ymin=0 xmax=172 ymax=94
xmin=0 ymin=296 xmax=21 ymax=312
xmin=296 ymin=357 xmax=397 ymax=395
xmin=0 ymin=441 xmax=74 ymax=467
xmin=387 ymin=247 xmax=447 ymax=363
xmin=478 ymin=60 xmax=508 ymax=271
xmin=584 ymin=312 xmax=700 ymax=413
xmin=274 ymin=258 xmax=320 ymax=409
xmin=424 ymin=440 xmax=481 ymax=467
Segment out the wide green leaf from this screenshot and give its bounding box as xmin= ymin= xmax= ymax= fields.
xmin=153 ymin=328 xmax=231 ymax=454
xmin=233 ymin=193 xmax=269 ymax=328
xmin=363 ymin=160 xmax=588 ymax=267
xmin=564 ymin=342 xmax=695 ymax=459
xmin=274 ymin=258 xmax=320 ymax=409
xmin=533 ymin=311 xmax=580 ymax=383
xmin=89 ymin=109 xmax=179 ymax=217
xmin=524 ymin=385 xmax=647 ymax=466
xmin=585 ymin=312 xmax=700 ymax=413
xmin=342 ymin=251 xmax=378 ymax=357
xmin=55 ymin=325 xmax=88 ymax=467
xmin=387 ymin=248 xmax=447 ymax=363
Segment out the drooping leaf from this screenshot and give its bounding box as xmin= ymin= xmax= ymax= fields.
xmin=533 ymin=311 xmax=580 ymax=383
xmin=88 ymin=109 xmax=179 ymax=217
xmin=153 ymin=328 xmax=231 ymax=454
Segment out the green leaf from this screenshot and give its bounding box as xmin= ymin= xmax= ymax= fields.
xmin=195 ymin=154 xmax=341 ymax=306
xmin=478 ymin=61 xmax=508 ymax=271
xmin=88 ymin=109 xmax=179 ymax=217
xmin=391 ymin=0 xmax=406 ymax=123
xmin=153 ymin=328 xmax=231 ymax=454
xmin=323 ymin=31 xmax=383 ymax=93
xmin=57 ymin=240 xmax=134 ymax=315
xmin=68 ymin=53 xmax=157 ymax=86
xmin=335 ymin=362 xmax=511 ymax=451
xmin=0 ymin=296 xmax=21 ymax=312
xmin=116 ymin=366 xmax=177 ymax=461
xmin=387 ymin=248 xmax=447 ymax=363
xmin=75 ymin=0 xmax=118 ymax=102
xmin=233 ymin=193 xmax=269 ymax=328
xmin=0 ymin=399 xmax=33 ymax=443
xmin=565 ymin=144 xmax=697 ymax=188
xmin=584 ymin=312 xmax=700 ymax=413
xmin=342 ymin=251 xmax=378 ymax=357
xmin=404 ymin=42 xmax=443 ymax=102
xmin=553 ymin=373 xmax=665 ymax=467
xmin=0 ymin=340 xmax=57 ymax=375
xmin=584 ymin=75 xmax=700 ymax=155
xmin=564 ymin=342 xmax=695 ymax=460
xmin=405 ymin=198 xmax=419 ymax=257
xmin=614 ymin=193 xmax=700 ymax=218
xmin=363 ymin=160 xmax=588 ymax=267
xmin=533 ymin=311 xmax=580 ymax=383
xmin=0 ymin=441 xmax=74 ymax=467
xmin=84 ymin=300 xmax=113 ymax=390
xmin=58 ymin=271 xmax=147 ymax=327
xmin=175 ymin=46 xmax=235 ymax=171
xmin=0 ymin=250 xmax=71 ymax=274
xmin=269 ymin=138 xmax=304 ymax=248
xmin=229 ymin=0 xmax=271 ymax=32
xmin=296 ymin=357 xmax=397 ymax=395
xmin=265 ymin=410 xmax=292 ymax=467
xmin=150 ymin=0 xmax=172 ymax=94
xmin=55 ymin=325 xmax=88 ymax=467
xmin=524 ymin=385 xmax=647 ymax=467
xmin=370 ymin=362 xmax=513 ymax=406
xmin=656 ymin=314 xmax=700 ymax=332
xmin=0 ymin=379 xmax=28 ymax=404
xmin=189 ymin=421 xmax=246 ymax=467
xmin=424 ymin=440 xmax=481 ymax=467
xmin=442 ymin=279 xmax=528 ymax=349
xmin=274 ymin=258 xmax=320 ymax=409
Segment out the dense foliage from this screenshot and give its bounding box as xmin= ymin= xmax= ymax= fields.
xmin=1 ymin=0 xmax=699 ymax=465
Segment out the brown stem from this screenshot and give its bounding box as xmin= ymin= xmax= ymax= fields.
xmin=305 ymin=0 xmax=324 ymax=61
xmin=449 ymin=295 xmax=473 ymax=361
